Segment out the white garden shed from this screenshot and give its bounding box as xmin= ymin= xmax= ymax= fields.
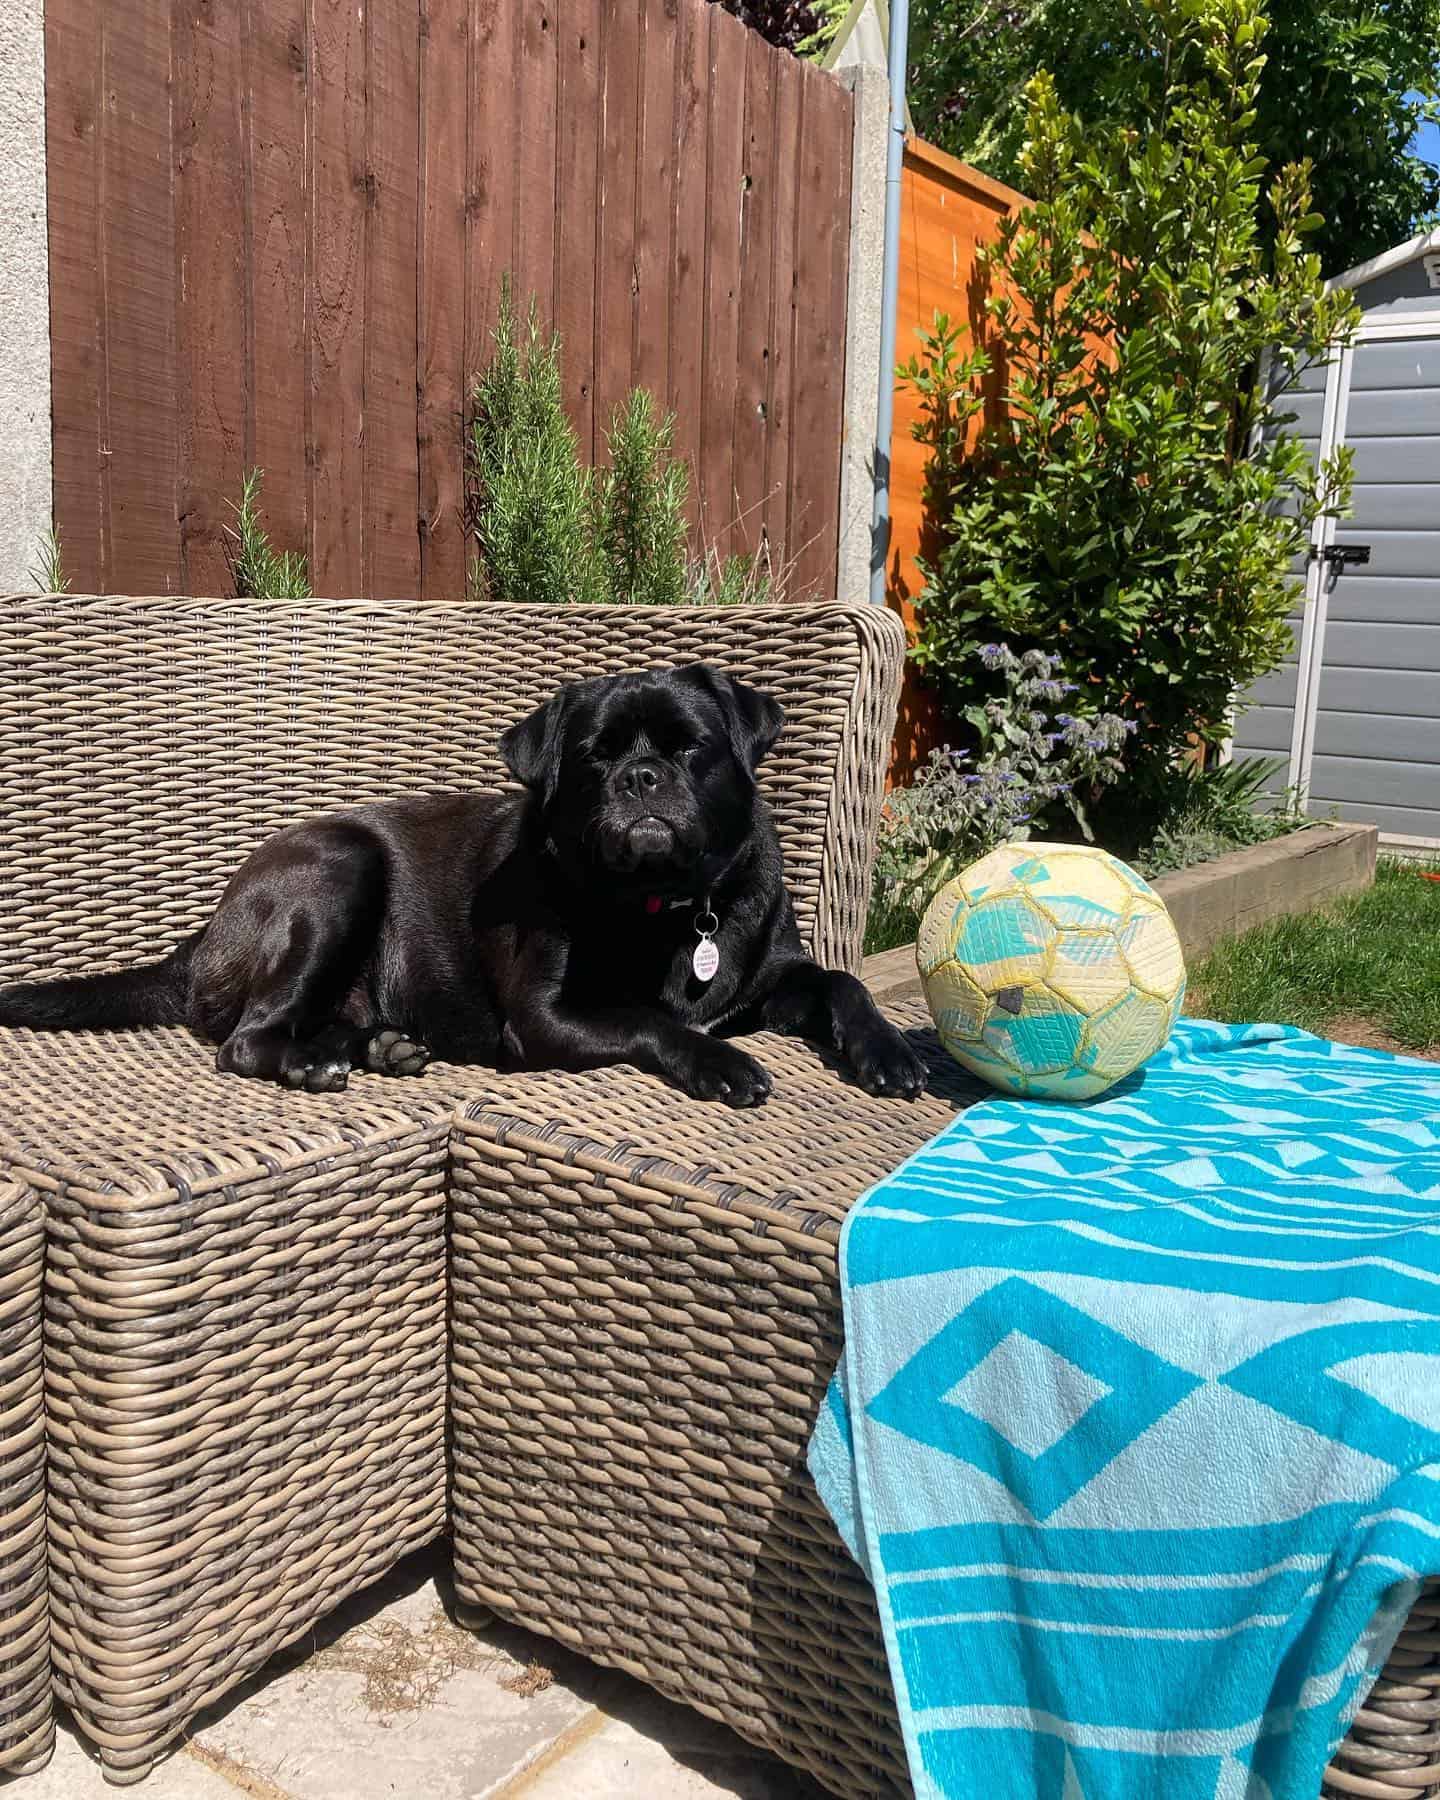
xmin=1232 ymin=227 xmax=1440 ymax=849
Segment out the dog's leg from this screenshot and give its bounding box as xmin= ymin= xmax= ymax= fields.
xmin=761 ymin=962 xmax=928 ymax=1099
xmin=207 ymin=824 xmax=399 ymax=1093
xmin=503 ymin=993 xmax=774 ymax=1108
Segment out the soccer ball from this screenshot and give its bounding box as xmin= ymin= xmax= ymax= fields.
xmin=917 ymin=842 xmax=1186 ymax=1101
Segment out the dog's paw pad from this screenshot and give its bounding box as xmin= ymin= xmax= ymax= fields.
xmin=365 ymin=1028 xmax=431 ymax=1077
xmin=283 ymin=1057 xmax=350 ymax=1094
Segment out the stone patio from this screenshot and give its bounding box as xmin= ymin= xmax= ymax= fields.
xmin=26 ymin=1547 xmax=828 ymax=1799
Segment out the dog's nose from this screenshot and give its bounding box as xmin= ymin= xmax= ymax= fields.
xmin=618 ymin=758 xmax=665 ymax=800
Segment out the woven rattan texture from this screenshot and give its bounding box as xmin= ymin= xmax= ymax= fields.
xmin=0 ymin=597 xmax=902 ymax=983
xmin=448 ymin=1003 xmax=976 ymax=1797
xmin=0 ymin=1026 xmax=453 ymax=1782
xmin=0 ymin=1178 xmax=51 ymax=1776
xmin=1323 ymin=1585 xmax=1440 ymax=1798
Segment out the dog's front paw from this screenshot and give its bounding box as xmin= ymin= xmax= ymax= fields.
xmin=844 ymin=1018 xmax=928 ymax=1099
xmin=675 ymin=1038 xmax=773 ymax=1109
xmin=364 ymin=1027 xmax=431 ymax=1077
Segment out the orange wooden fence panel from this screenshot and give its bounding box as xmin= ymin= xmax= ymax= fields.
xmin=886 ymin=137 xmax=1028 ymax=778
xmin=43 ymin=0 xmax=854 ymax=601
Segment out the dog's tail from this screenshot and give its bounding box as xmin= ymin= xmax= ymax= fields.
xmin=0 ymin=935 xmax=198 ymax=1032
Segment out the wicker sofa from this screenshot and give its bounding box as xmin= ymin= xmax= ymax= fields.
xmin=0 ymin=595 xmax=1434 ymax=1797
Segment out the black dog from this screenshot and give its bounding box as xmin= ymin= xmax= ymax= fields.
xmin=0 ymin=665 xmax=926 ymax=1108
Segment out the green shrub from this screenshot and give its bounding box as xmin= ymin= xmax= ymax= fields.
xmin=466 ymin=284 xmax=784 ymax=606
xmin=466 ymin=286 xmax=605 ymax=606
xmin=1131 ymin=756 xmax=1311 ymax=876
xmin=592 ymin=390 xmax=690 ymax=607
xmin=226 ymin=469 xmax=311 ymax=599
xmin=865 ymin=642 xmax=1132 ymax=953
xmin=902 ymin=0 xmax=1359 ymax=822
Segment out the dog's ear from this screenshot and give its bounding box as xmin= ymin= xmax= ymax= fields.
xmin=499 ymin=687 xmax=572 ymax=798
xmin=675 ymin=664 xmax=785 ymax=774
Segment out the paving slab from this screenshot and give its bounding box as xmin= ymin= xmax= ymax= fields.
xmin=17 ymin=1722 xmax=241 ymax=1800
xmin=504 ymin=1686 xmax=828 ymax=1798
xmin=19 ymin=1548 xmax=830 ymax=1800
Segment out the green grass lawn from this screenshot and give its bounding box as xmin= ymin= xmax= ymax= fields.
xmin=1186 ymin=857 xmax=1440 ymax=1053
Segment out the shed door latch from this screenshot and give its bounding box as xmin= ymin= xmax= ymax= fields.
xmin=1313 ymin=543 xmax=1371 ymax=568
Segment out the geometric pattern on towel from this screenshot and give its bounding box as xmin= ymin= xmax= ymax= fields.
xmin=810 ymin=1019 xmax=1440 ymax=1800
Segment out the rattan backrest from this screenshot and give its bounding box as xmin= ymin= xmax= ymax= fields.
xmin=0 ymin=597 xmax=904 ymax=982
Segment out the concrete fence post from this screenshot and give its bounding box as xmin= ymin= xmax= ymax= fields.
xmin=835 ymin=62 xmax=889 ymax=608
xmin=0 ymin=0 xmax=52 ymax=592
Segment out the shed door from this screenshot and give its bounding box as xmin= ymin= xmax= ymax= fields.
xmin=1305 ymin=329 xmax=1440 ymax=845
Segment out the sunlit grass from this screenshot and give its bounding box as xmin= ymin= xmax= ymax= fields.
xmin=1186 ymin=857 xmax=1440 ymax=1051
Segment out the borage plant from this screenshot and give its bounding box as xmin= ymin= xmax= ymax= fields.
xmin=867 ymin=644 xmax=1132 ymax=951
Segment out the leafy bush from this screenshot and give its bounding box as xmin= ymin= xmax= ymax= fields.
xmin=466 ymin=286 xmax=782 ymax=606
xmin=865 ymin=643 xmax=1132 ymax=953
xmin=1133 ymin=756 xmax=1311 ymax=877
xmin=226 ymin=469 xmax=311 ymax=599
xmin=711 ymin=0 xmax=846 ymax=59
xmin=902 ymin=0 xmax=1359 ymax=821
xmin=906 ymin=0 xmax=1440 ymax=274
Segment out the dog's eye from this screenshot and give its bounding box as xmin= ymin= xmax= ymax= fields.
xmin=589 ymin=730 xmax=630 ymax=764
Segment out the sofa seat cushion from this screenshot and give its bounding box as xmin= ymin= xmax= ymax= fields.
xmin=443 ymin=1002 xmax=978 ymax=1797
xmin=0 ymin=1024 xmax=455 ymax=1781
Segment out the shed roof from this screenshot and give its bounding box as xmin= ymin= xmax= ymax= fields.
xmin=1326 ymin=226 xmax=1440 ymax=294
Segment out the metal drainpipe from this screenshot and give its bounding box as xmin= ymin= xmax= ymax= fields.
xmin=867 ymin=0 xmax=911 ymax=606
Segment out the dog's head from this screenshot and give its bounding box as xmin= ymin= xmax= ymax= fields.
xmin=499 ymin=665 xmax=784 ymax=893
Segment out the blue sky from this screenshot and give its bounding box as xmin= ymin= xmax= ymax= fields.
xmin=1409 ymin=97 xmax=1440 ymax=219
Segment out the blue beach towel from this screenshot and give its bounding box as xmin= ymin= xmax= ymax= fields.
xmin=809 ymin=1018 xmax=1440 ymax=1800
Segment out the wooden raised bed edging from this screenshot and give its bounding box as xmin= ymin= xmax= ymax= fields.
xmin=861 ymin=822 xmax=1380 ymax=1005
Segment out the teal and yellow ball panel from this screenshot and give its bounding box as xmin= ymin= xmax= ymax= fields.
xmin=917 ymin=842 xmax=1186 ymax=1102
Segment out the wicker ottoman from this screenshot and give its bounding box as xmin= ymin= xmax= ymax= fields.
xmin=0 ymin=1025 xmax=454 ymax=1784
xmin=448 ymin=1003 xmax=1440 ymax=1800
xmin=0 ymin=1176 xmax=51 ymax=1776
xmin=447 ymin=1002 xmax=970 ymax=1797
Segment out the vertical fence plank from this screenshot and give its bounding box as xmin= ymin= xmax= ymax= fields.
xmin=514 ymin=0 xmax=559 ymax=328
xmin=730 ymin=31 xmax=775 ymax=564
xmin=247 ymin=0 xmax=309 ymax=579
xmin=787 ymin=64 xmax=850 ymax=599
xmin=102 ymin=0 xmax=179 ymax=591
xmin=766 ymin=46 xmax=801 ymax=568
xmin=554 ymin=0 xmax=602 ymax=459
xmin=633 ymin=0 xmax=676 ymax=406
xmin=418 ymin=0 xmax=468 ymax=598
xmin=309 ymin=0 xmax=367 ymax=594
xmin=667 ymin=0 xmax=709 ymax=529
xmin=594 ymin=0 xmax=641 ymax=460
xmin=366 ymin=1 xmax=422 ymax=597
xmin=465 ymin=0 xmax=517 ymax=392
xmin=44 ymin=0 xmax=105 ymax=592
xmin=697 ymin=6 xmax=746 ymax=559
xmin=174 ymin=0 xmax=248 ymax=596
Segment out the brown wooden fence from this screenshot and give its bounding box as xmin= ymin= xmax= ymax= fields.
xmin=44 ymin=0 xmax=854 ymax=602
